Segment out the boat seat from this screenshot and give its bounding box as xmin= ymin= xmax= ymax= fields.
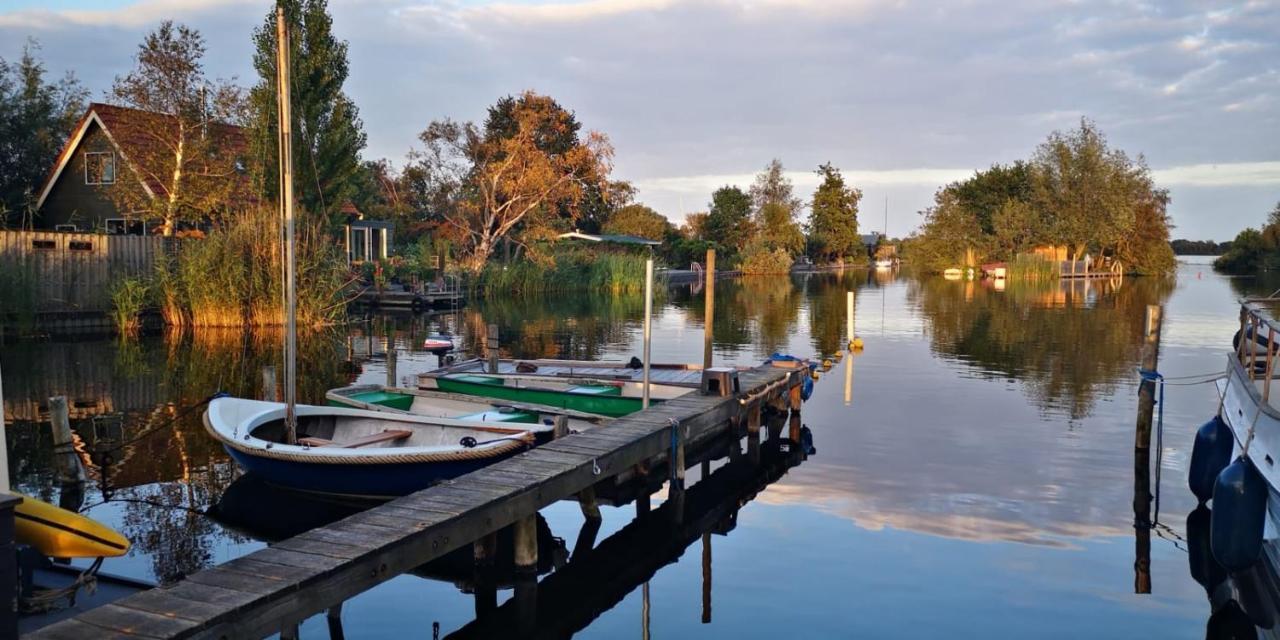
xmin=299 ymin=429 xmax=413 ymax=449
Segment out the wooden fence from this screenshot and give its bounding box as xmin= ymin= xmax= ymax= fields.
xmin=0 ymin=230 xmax=169 ymax=315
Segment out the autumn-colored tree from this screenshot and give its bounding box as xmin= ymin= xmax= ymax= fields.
xmin=107 ymin=21 xmax=246 ymax=236
xmin=407 ymin=91 xmax=614 ymax=272
xmin=807 ymin=163 xmax=860 ymax=262
xmin=603 ymin=203 xmax=673 ymax=241
xmin=681 ymin=212 xmax=708 ymax=239
xmin=750 ymin=159 xmax=804 ymax=256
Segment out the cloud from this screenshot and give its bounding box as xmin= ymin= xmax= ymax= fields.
xmin=0 ymin=0 xmax=1276 ymax=239
xmin=1153 ymin=161 xmax=1280 ymax=187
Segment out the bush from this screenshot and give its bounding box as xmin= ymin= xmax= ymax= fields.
xmin=738 ymin=244 xmax=794 ymax=275
xmin=109 ymin=276 xmax=149 ymax=336
xmin=475 ymin=247 xmax=656 ymax=295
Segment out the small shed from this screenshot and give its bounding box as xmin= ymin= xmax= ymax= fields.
xmin=341 ymin=202 xmax=393 ymax=264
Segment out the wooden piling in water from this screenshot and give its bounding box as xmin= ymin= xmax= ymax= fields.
xmin=703 ymin=249 xmax=715 ymax=370
xmin=47 ymin=396 xmax=84 ymax=485
xmin=487 ymin=324 xmax=499 ymax=374
xmin=513 ymin=514 xmax=538 ymax=572
xmin=1135 ymin=305 xmax=1162 ymax=450
xmin=386 ymin=336 xmax=397 ymax=389
xmin=261 ymin=365 xmax=278 ymax=402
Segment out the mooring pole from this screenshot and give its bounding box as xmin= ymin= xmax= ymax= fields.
xmin=275 ymin=5 xmax=299 ymax=444
xmin=1132 ymin=304 xmax=1160 ymax=595
xmin=386 ymin=332 xmax=397 ymax=389
xmin=846 ymin=291 xmax=854 ymax=348
xmin=261 ymin=365 xmax=278 ymax=402
xmin=1135 ymin=305 xmax=1162 ymax=450
xmin=642 ymin=258 xmax=654 ymax=409
xmin=48 ymin=396 xmax=84 ymax=485
xmin=701 ymin=532 xmax=712 ymax=624
xmin=843 ymin=347 xmax=853 ymax=406
xmin=702 ymin=249 xmax=715 ymax=369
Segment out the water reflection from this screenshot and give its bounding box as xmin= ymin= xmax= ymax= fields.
xmin=909 ymin=274 xmax=1176 ymax=418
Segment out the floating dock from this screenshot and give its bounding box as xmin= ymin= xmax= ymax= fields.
xmin=29 ymin=363 xmax=805 ymax=639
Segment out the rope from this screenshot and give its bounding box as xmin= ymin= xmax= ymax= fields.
xmin=19 ymin=557 xmax=103 ymax=614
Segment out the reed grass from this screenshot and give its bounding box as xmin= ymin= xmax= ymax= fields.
xmin=154 ymin=208 xmax=351 ymax=329
xmin=108 ymin=276 xmax=149 ymax=336
xmin=1006 ymin=255 xmax=1060 ymax=281
xmin=474 ymin=250 xmax=656 ymax=296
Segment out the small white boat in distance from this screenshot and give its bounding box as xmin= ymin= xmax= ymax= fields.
xmin=204 ymin=397 xmax=551 ymax=497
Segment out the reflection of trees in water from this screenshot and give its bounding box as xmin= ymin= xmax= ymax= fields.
xmin=461 ymin=292 xmax=647 ymax=361
xmin=803 ymin=270 xmax=879 ymax=356
xmin=674 ymin=277 xmax=802 ymax=356
xmin=910 ymin=275 xmax=1175 ymax=419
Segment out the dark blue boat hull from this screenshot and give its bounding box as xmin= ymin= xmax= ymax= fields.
xmin=223 ymin=446 xmax=512 ymax=498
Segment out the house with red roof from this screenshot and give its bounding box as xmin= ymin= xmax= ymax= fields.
xmin=33 ymin=102 xmax=249 ymax=234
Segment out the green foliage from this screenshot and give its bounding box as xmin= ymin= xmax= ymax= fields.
xmin=109 ymin=276 xmax=150 ymax=336
xmin=1212 ymin=203 xmax=1280 ymax=274
xmin=1170 ymin=239 xmax=1231 ymax=255
xmin=0 ymin=39 xmax=86 ymax=225
xmin=475 ymin=248 xmax=654 ymax=296
xmin=249 ymin=0 xmax=367 ymax=225
xmin=807 ymin=163 xmax=861 ymax=262
xmin=914 ymin=119 xmax=1174 ymax=276
xmin=603 ymin=203 xmax=674 ymax=241
xmin=750 ymin=160 xmax=804 ymax=257
xmin=738 ymin=243 xmax=794 ymax=275
xmin=705 ymin=186 xmax=753 ymax=259
xmin=665 ymin=237 xmax=715 ymax=268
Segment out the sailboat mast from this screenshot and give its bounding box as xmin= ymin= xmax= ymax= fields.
xmin=276 ymin=6 xmax=298 ymax=442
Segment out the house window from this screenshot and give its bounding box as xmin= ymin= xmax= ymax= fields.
xmin=372 ymin=228 xmax=385 ymax=260
xmin=106 ymin=219 xmax=146 ymax=236
xmin=55 ymin=224 xmax=77 ymax=232
xmin=85 ymin=151 xmax=116 ymax=185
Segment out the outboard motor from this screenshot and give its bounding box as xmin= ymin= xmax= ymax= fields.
xmin=1211 ymin=457 xmax=1268 ymax=572
xmin=1189 ymin=416 xmax=1236 ymax=503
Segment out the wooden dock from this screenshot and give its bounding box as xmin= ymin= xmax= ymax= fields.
xmin=29 ymin=363 xmax=804 ymax=639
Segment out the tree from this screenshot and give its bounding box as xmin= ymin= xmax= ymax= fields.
xmin=990 ymin=199 xmax=1039 ymax=259
xmin=603 ymin=203 xmax=673 ymax=241
xmin=681 ymin=212 xmax=708 ymax=239
xmin=705 ymin=186 xmax=753 ymax=257
xmin=1032 ymin=119 xmax=1146 ymax=261
xmin=914 ymin=188 xmax=987 ymax=271
xmin=407 ymin=92 xmax=614 ymax=272
xmin=807 ymin=163 xmax=860 ymax=262
xmin=249 ymin=0 xmax=366 ymax=224
xmin=0 ymin=40 xmax=86 ymax=225
xmin=749 ymin=159 xmax=804 ymax=256
xmin=107 ymin=21 xmax=246 ymax=236
xmin=948 ymin=162 xmax=1033 ymax=235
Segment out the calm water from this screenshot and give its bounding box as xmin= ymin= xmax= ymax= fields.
xmin=1 ymin=257 xmax=1270 ymax=638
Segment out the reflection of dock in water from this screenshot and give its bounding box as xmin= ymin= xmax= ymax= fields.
xmin=450 ymin=428 xmax=812 ymax=639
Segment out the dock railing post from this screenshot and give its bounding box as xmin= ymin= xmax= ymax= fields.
xmin=48 ymin=396 xmax=84 ymax=485
xmin=703 ymin=249 xmax=715 ymax=370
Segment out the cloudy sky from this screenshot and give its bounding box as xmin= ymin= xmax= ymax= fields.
xmin=2 ymin=0 xmax=1277 ymax=239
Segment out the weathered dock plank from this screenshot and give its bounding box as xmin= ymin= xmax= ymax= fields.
xmin=29 ymin=365 xmax=798 ymax=640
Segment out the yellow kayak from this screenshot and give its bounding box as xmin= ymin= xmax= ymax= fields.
xmin=11 ymin=493 xmax=130 ymax=558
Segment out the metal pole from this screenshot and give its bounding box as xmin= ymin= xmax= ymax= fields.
xmin=0 ymin=358 xmax=8 ymax=493
xmin=276 ymin=6 xmax=298 ymax=443
xmin=642 ymin=258 xmax=654 ymax=409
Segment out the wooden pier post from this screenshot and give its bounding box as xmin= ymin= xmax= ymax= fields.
xmin=703 ymin=249 xmax=715 ymax=370
xmin=746 ymin=402 xmax=762 ymax=464
xmin=701 ymin=532 xmax=712 ymax=624
xmin=669 ymin=421 xmax=687 ymax=525
xmin=473 ymin=533 xmax=498 ymax=617
xmin=552 ymin=415 xmax=570 ymax=440
xmin=1135 ymin=305 xmax=1163 ymax=450
xmin=261 ymin=365 xmax=278 ymax=402
xmin=385 ymin=336 xmax=397 ymax=389
xmin=513 ymin=514 xmax=538 ymax=573
xmin=473 ymin=532 xmax=497 ymax=567
xmin=789 ymin=411 xmax=802 ymax=445
xmin=48 ymin=396 xmax=84 ymax=485
xmin=325 ymin=604 xmax=345 ymax=640
xmin=577 ymin=485 xmax=601 ymax=521
xmin=487 ymin=324 xmax=499 ymax=374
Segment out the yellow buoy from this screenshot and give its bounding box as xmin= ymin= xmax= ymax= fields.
xmin=850 ymin=337 xmax=865 ymax=351
xmin=811 ymin=369 xmax=821 ymax=380
xmin=12 ymin=493 xmax=130 ymax=558
xmin=822 ymin=359 xmax=833 ymax=370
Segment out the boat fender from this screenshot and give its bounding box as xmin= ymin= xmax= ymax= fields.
xmin=1211 ymin=457 xmax=1268 ymax=572
xmin=1189 ymin=416 xmax=1235 ymax=504
xmin=1206 ymin=600 xmax=1259 ymax=639
xmin=1231 ymin=561 xmax=1280 ymax=629
xmin=460 ymin=436 xmax=478 ymax=448
xmin=800 ymin=376 xmax=814 ymax=401
xmin=1185 ymin=505 xmax=1227 ymax=592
